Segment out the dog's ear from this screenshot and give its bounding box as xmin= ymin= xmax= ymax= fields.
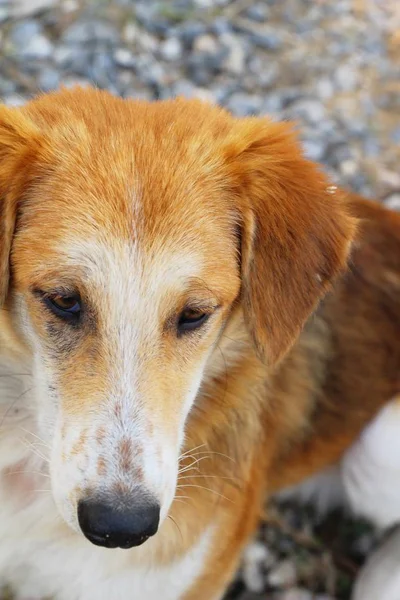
xmin=225 ymin=118 xmax=356 ymax=365
xmin=0 ymin=105 xmax=43 ymax=304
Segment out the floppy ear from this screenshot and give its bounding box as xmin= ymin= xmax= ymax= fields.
xmin=226 ymin=118 xmax=356 ymax=365
xmin=0 ymin=105 xmax=43 ymax=305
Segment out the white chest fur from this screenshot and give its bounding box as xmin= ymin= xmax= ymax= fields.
xmin=0 ymin=511 xmax=214 ymax=600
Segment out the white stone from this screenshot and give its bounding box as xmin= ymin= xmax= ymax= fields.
xmin=160 ymin=37 xmax=182 ymax=61
xmin=22 ymin=34 xmax=53 ymax=59
xmin=268 ymin=559 xmax=297 ymax=588
xmin=193 ymin=34 xmax=218 ymax=54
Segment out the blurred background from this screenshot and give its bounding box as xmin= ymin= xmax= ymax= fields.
xmin=0 ymin=0 xmax=399 ymax=598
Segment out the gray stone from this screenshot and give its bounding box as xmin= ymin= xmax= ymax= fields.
xmin=37 ymin=67 xmax=61 ymax=91
xmin=210 ymin=17 xmax=232 ymax=36
xmin=346 ymin=119 xmax=367 ymax=137
xmin=62 ymin=20 xmax=119 ymax=45
xmin=279 ymin=88 xmax=305 ymax=108
xmin=326 ymin=143 xmax=355 ymax=168
xmin=133 ymin=2 xmax=155 ymax=25
xmin=10 ymin=20 xmax=41 ymax=46
xmin=241 ymin=541 xmax=270 ymax=593
xmin=11 ymin=0 xmax=56 ymax=18
xmin=113 ymin=48 xmax=137 ymax=69
xmin=268 ymin=559 xmax=297 ymax=588
xmin=261 ymin=93 xmax=284 ymax=115
xmin=178 ymin=21 xmax=207 ymax=46
xmin=279 ymin=590 xmax=313 ymax=600
xmin=286 ymin=99 xmax=326 ymax=125
xmin=227 ymin=92 xmax=262 ymax=116
xmin=340 ymin=159 xmax=358 ymax=177
xmin=160 ymin=37 xmax=182 ymax=61
xmin=221 ymin=33 xmax=247 ymax=75
xmin=0 ymin=6 xmax=8 ymax=22
xmin=142 ymin=62 xmax=167 ymax=87
xmin=209 ymin=84 xmax=236 ymax=104
xmin=384 ymin=193 xmax=400 ymax=212
xmin=187 ymin=66 xmax=209 ymax=87
xmin=89 ymin=51 xmax=116 ymax=87
xmin=3 ymin=94 xmax=26 ymax=106
xmin=302 ymin=139 xmax=326 ymax=161
xmin=316 ymin=77 xmax=334 ymax=100
xmin=186 ymin=43 xmax=228 ymax=83
xmin=250 ymin=28 xmax=283 ymax=51
xmin=245 ymin=3 xmax=270 ymax=22
xmin=54 ymin=45 xmax=92 ymax=74
xmin=363 ymin=138 xmax=381 ymax=158
xmin=20 ymin=34 xmax=53 ymax=59
xmin=193 ymin=34 xmax=219 ymax=55
xmin=335 ymin=62 xmax=359 ymax=91
xmin=0 ymin=76 xmax=18 ymax=96
xmin=171 ymin=80 xmax=196 ymax=98
xmin=259 ymin=62 xmax=279 ymax=88
xmin=390 ymin=127 xmax=400 ymax=144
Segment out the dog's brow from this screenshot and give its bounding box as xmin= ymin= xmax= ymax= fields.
xmin=184 ymin=298 xmax=220 ymax=311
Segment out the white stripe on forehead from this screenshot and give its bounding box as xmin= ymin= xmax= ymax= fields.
xmin=58 ymin=237 xmax=202 ymax=300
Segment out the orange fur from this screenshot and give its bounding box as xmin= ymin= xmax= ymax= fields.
xmin=0 ymin=88 xmax=396 ymax=599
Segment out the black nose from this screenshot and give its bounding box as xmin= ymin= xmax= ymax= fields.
xmin=77 ymin=493 xmax=160 ymax=549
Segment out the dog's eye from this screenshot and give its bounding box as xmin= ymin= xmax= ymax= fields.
xmin=44 ymin=294 xmax=81 ymax=321
xmin=177 ymin=309 xmax=209 ymax=335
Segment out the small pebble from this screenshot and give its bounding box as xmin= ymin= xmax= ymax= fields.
xmin=268 ymin=559 xmax=297 ymax=588
xmin=384 ymin=193 xmax=400 ymax=212
xmin=160 ymin=37 xmax=182 ymax=61
xmin=193 ymin=34 xmax=219 ymax=55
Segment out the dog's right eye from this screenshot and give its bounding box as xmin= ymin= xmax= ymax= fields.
xmin=43 ymin=294 xmax=81 ymax=322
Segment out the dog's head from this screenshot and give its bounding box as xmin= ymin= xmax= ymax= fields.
xmin=0 ymin=88 xmax=355 ymax=548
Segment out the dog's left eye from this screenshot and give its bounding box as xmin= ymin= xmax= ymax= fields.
xmin=44 ymin=294 xmax=81 ymax=321
xmin=177 ymin=308 xmax=209 ymax=334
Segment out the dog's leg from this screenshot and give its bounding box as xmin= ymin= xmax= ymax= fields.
xmin=342 ymin=399 xmax=400 ymax=599
xmin=342 ymin=398 xmax=400 ymax=529
xmin=352 ymin=526 xmax=400 ymax=600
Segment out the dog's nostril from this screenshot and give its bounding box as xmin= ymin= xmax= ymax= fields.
xmin=77 ymin=493 xmax=160 ymax=549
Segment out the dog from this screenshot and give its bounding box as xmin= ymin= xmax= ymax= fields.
xmin=0 ymin=86 xmax=399 ymax=600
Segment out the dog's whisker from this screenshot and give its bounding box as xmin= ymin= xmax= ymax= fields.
xmin=173 ymin=497 xmax=192 ymax=507
xmin=19 ymin=427 xmax=51 ymax=449
xmin=186 ymin=450 xmax=236 ymax=463
xmin=0 ymin=386 xmax=34 ymax=431
xmin=167 ymin=514 xmax=184 ymax=543
xmin=20 ymin=439 xmax=50 ymax=464
xmin=178 ymin=454 xmax=206 ymax=467
xmin=6 ymin=470 xmax=51 ymax=478
xmin=176 ymin=484 xmax=232 ymax=503
xmin=178 ymin=456 xmax=211 ymax=474
xmin=0 ymin=373 xmax=32 ymax=378
xmin=180 ymin=450 xmax=236 ymax=465
xmin=178 ymin=443 xmax=207 ymax=459
xmin=178 ymin=474 xmax=237 ymax=482
xmin=178 ymin=458 xmax=206 ymax=471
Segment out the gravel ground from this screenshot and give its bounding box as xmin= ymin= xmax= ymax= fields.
xmin=0 ymin=0 xmax=399 ymax=598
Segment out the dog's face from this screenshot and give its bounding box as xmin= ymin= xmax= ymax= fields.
xmin=0 ymin=88 xmax=355 ymax=548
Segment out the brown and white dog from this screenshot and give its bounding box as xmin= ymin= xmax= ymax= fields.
xmin=0 ymin=87 xmax=399 ymax=600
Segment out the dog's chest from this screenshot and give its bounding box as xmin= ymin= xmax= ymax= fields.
xmin=0 ymin=512 xmax=213 ymax=600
